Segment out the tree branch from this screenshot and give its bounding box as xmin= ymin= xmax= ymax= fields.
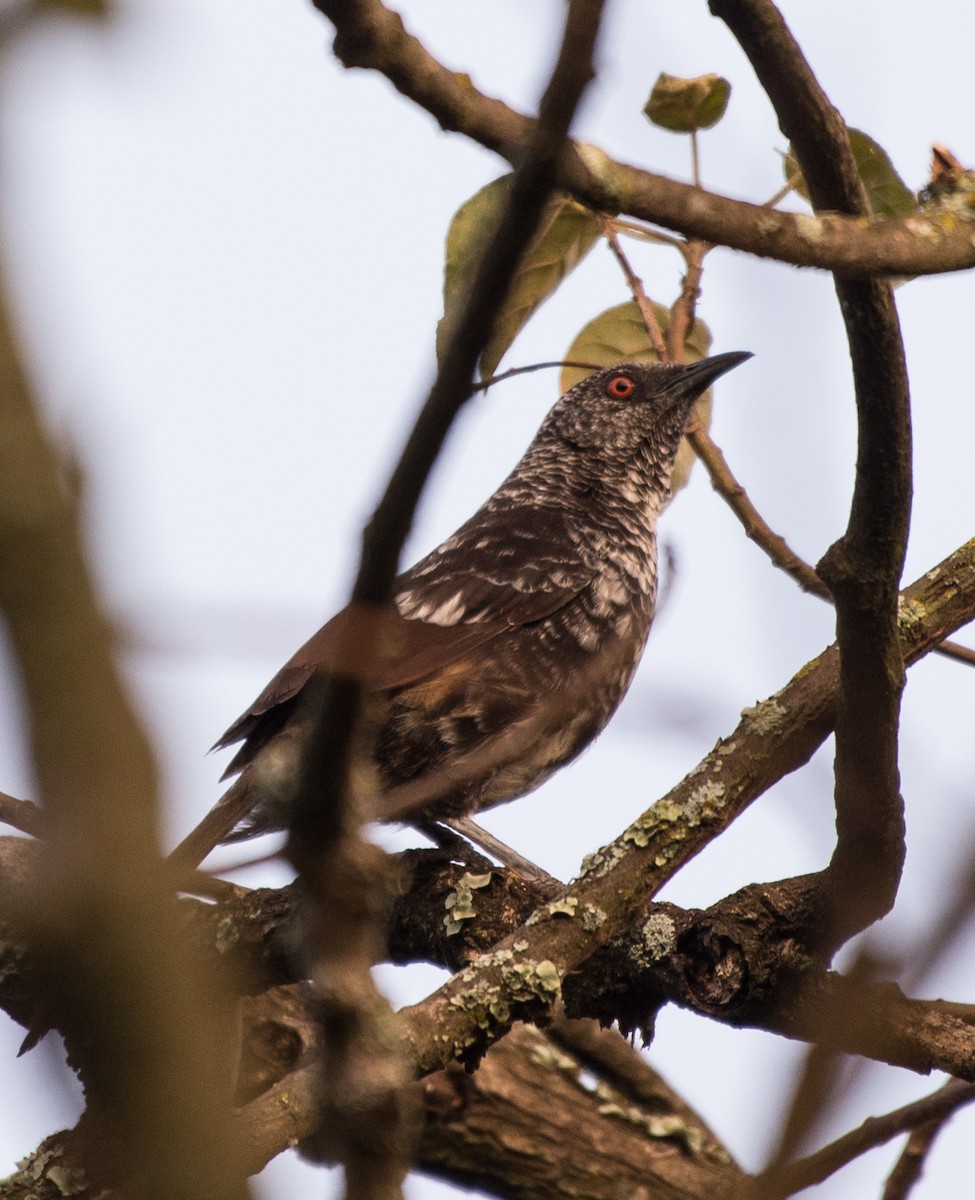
xmin=0 ymin=791 xmax=43 ymax=838
xmin=713 ymin=0 xmax=912 ymax=947
xmin=760 ymin=1079 xmax=975 ymax=1199
xmin=561 ymin=887 xmax=975 ymax=1081
xmin=312 ymin=0 xmax=975 ymax=277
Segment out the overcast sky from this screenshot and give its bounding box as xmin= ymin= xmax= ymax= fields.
xmin=1 ymin=2 xmax=974 ymax=1197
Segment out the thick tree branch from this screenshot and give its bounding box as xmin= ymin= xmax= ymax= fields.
xmin=561 ymin=887 xmax=975 ymax=1081
xmin=312 ymin=0 xmax=975 ymax=277
xmin=9 ymin=1008 xmax=745 ymax=1200
xmin=411 ymin=1022 xmax=743 ymax=1200
xmin=713 ymin=0 xmax=911 ymax=946
xmin=232 ymin=989 xmax=746 ymax=1196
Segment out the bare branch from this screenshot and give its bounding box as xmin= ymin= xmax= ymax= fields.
xmin=312 ymin=0 xmax=975 ymax=277
xmin=600 ymin=218 xmax=668 ymax=357
xmin=759 ymin=1079 xmax=975 ymax=1199
xmin=713 ymin=0 xmax=912 ymax=947
xmin=881 ymin=1097 xmax=957 ymax=1200
xmin=0 ymin=791 xmax=43 ymax=838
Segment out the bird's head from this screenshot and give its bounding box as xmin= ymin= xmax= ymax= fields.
xmin=544 ymin=353 xmax=752 ymax=468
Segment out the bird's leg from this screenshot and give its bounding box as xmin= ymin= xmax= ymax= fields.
xmin=418 ymin=820 xmax=493 ymax=865
xmin=440 ymin=816 xmax=563 ymax=896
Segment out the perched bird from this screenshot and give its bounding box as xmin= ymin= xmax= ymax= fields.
xmin=171 ymin=352 xmax=750 ymax=873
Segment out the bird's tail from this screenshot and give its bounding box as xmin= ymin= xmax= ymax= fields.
xmin=167 ymin=771 xmax=257 ymax=873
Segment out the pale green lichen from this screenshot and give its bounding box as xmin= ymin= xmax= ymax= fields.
xmin=793 ymin=213 xmax=826 ymax=244
xmin=642 ymin=912 xmax=677 ymax=958
xmin=215 ymin=914 xmax=240 ymax=954
xmin=48 ymin=1165 xmax=89 ymax=1196
xmin=897 ymin=594 xmax=928 ymax=641
xmin=446 ymin=953 xmax=561 ymax=1035
xmin=623 ymin=798 xmax=683 ymax=847
xmin=443 ymin=871 xmax=494 ymax=936
xmin=579 ymin=846 xmax=606 ymax=874
xmin=527 ymin=960 xmax=562 ymax=993
xmin=740 ymin=696 xmax=788 ymax=734
xmin=904 ymin=216 xmax=942 ymax=239
xmin=477 ymin=948 xmax=514 ymax=969
xmin=582 ymin=904 xmax=607 ymax=932
xmin=755 ymin=214 xmax=781 ymax=236
xmin=529 ymin=1039 xmax=580 ymax=1075
xmin=591 ymin=1080 xmax=705 ymax=1154
xmin=547 ymin=896 xmax=579 ymax=918
xmin=575 ymin=141 xmax=622 ymax=204
xmin=580 ymin=841 xmax=627 ymax=879
xmin=686 ymin=779 xmax=726 ymax=816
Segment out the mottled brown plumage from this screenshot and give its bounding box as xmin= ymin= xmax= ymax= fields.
xmin=171 ymin=353 xmax=750 ymax=870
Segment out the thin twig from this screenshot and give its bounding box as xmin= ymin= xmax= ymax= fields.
xmin=935 ymin=638 xmax=975 ymax=666
xmin=690 ymin=130 xmax=702 ymax=189
xmin=610 ymin=216 xmax=685 ymax=248
xmin=474 ymin=359 xmax=604 ymax=391
xmin=600 ymin=217 xmax=668 ymax=356
xmin=667 ymin=238 xmax=709 ymax=363
xmin=755 ymin=950 xmax=879 ymax=1197
xmin=601 ymin=208 xmax=829 ymax=597
xmin=755 ymin=1079 xmax=975 ymax=1199
xmin=763 ymin=168 xmax=803 ymax=209
xmin=0 ymin=791 xmax=44 ymax=837
xmin=881 ymin=1102 xmax=954 ymax=1200
xmin=685 ymin=425 xmax=829 ymax=594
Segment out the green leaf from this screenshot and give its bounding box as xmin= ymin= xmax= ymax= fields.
xmin=848 ymin=129 xmax=917 ymax=217
xmin=562 ymin=302 xmax=715 ymax=498
xmin=783 ymin=128 xmax=916 ymax=217
xmin=644 ymin=73 xmax=731 ymax=134
xmin=437 ymin=175 xmax=602 ymax=381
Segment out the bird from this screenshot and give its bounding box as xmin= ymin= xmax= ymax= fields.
xmin=170 ymin=352 xmax=751 ymax=875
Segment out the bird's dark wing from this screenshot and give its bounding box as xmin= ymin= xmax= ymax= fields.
xmin=215 ymin=506 xmax=593 ymax=777
xmin=393 ymin=505 xmax=592 ymax=627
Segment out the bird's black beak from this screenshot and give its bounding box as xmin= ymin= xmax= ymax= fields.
xmin=670 ymin=350 xmax=752 ymax=399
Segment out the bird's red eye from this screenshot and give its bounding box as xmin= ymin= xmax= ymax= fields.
xmin=606 ymin=374 xmax=635 ymax=399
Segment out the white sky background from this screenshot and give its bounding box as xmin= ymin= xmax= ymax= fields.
xmin=1 ymin=1 xmax=974 ymax=1196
